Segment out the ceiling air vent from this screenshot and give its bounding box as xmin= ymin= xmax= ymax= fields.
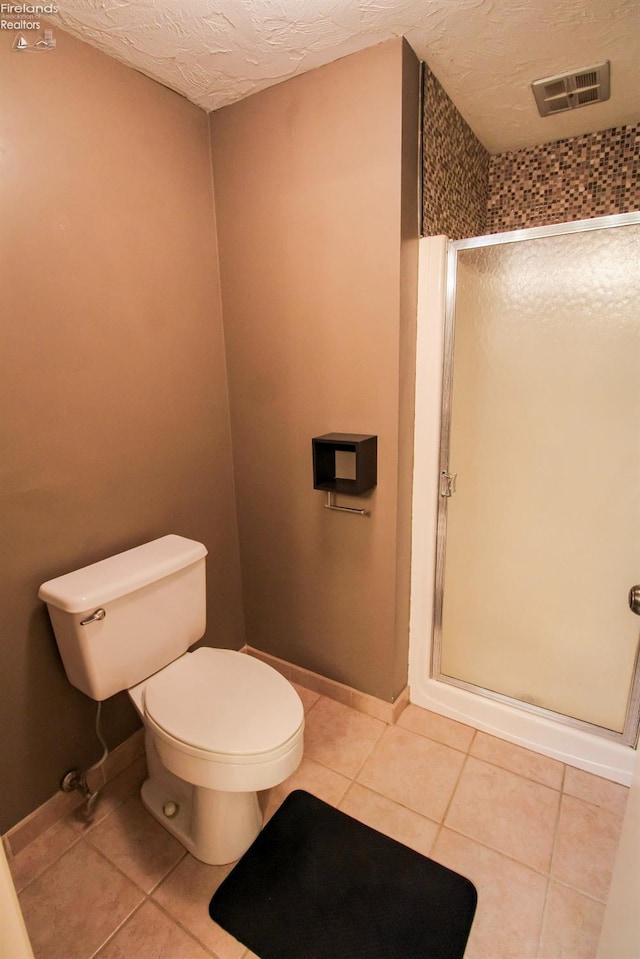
xmin=531 ymin=61 xmax=610 ymax=117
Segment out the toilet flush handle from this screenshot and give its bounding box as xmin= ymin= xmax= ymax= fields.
xmin=80 ymin=608 xmax=106 ymax=626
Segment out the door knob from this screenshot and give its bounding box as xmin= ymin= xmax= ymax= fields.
xmin=629 ymin=586 xmax=640 ymax=616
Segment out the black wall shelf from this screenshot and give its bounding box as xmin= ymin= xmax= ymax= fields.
xmin=312 ymin=433 xmax=377 ymax=495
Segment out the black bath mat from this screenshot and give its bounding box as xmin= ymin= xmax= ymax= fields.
xmin=209 ymin=790 xmax=477 ymax=959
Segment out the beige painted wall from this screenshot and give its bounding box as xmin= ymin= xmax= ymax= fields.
xmin=0 ymin=29 xmax=244 ymax=832
xmin=210 ymin=39 xmax=420 ymax=701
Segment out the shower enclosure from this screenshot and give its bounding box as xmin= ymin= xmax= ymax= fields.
xmin=409 ymin=213 xmax=640 ymax=784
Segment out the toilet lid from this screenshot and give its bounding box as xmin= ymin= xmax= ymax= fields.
xmin=142 ymin=648 xmax=304 ymax=757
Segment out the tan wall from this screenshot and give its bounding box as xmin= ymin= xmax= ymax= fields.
xmin=0 ymin=29 xmax=244 ymax=832
xmin=210 ymin=39 xmax=420 ymax=701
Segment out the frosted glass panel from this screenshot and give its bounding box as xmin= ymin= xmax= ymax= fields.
xmin=440 ymin=224 xmax=640 ymax=733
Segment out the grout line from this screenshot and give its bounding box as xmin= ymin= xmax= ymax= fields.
xmin=400 ymin=728 xmax=475 ymax=759
xmin=10 ymin=829 xmax=84 ymax=895
xmin=150 ymin=894 xmax=224 ymax=958
xmin=457 ymin=748 xmax=565 ymax=793
xmin=548 ymin=876 xmax=612 ymax=906
xmin=84 ymin=840 xmax=236 ymax=957
xmin=78 ymin=791 xmax=190 ymax=896
xmin=336 ymin=778 xmax=445 ymax=860
xmin=286 ymin=752 xmax=352 ymax=790
xmin=435 ymin=820 xmax=554 ymax=880
xmin=302 ymin=692 xmax=323 ymax=717
xmin=536 ymin=873 xmax=613 ymax=957
xmin=90 ymin=899 xmax=148 ymax=959
xmin=350 ymin=720 xmax=389 ymax=782
xmin=437 ymin=808 xmax=616 ymax=907
xmin=559 ymin=760 xmax=568 ymax=795
xmin=78 ymin=836 xmax=151 ymax=892
xmin=547 ymin=785 xmax=566 ymax=885
xmin=535 ymin=874 xmax=552 ymax=957
xmin=149 ymin=843 xmax=191 ymax=892
xmin=542 ymin=769 xmax=567 ymax=952
xmin=428 ymin=821 xmax=444 ymax=858
xmin=83 ymin=822 xmax=189 ymax=899
xmin=341 ymin=775 xmax=444 ymax=833
xmin=336 ymin=780 xmax=358 ymax=812
xmin=439 ymin=748 xmax=470 ymax=828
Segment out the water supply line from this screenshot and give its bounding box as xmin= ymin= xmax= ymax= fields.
xmin=60 ymin=701 xmax=109 ymax=820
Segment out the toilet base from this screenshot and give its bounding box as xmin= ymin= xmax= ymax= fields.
xmin=140 ymin=730 xmax=264 ymax=865
xmin=141 ymin=775 xmax=263 ymax=865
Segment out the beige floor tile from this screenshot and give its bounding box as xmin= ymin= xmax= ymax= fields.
xmin=470 ymin=731 xmax=565 ymax=790
xmin=339 ymin=783 xmax=439 ymax=857
xmin=539 ymin=882 xmax=605 ymax=959
xmin=86 ymin=793 xmax=185 ymax=893
xmin=397 ymin=705 xmax=476 ymax=752
xmin=445 ymin=756 xmax=559 ymax=873
xmin=357 ymin=725 xmax=466 ymax=822
xmin=302 ymin=696 xmax=386 ymax=777
xmin=552 ymin=795 xmax=624 ymax=901
xmin=563 ymin=766 xmax=629 ymax=816
xmin=19 ymin=840 xmax=144 ymax=959
xmin=260 ymin=756 xmax=351 ymax=821
xmin=431 ymin=828 xmax=548 ymax=959
xmin=95 ymin=900 xmax=213 ymax=959
xmin=152 ymin=852 xmax=246 ymax=958
xmin=8 ymin=818 xmax=79 ymax=894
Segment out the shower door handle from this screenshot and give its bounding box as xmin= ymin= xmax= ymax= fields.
xmin=629 ymin=586 xmax=640 ymax=615
xmin=440 ymin=471 xmax=457 ymax=497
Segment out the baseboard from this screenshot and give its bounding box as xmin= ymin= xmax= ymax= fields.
xmin=3 ymin=728 xmax=145 ymax=857
xmin=244 ymin=646 xmax=409 ymax=726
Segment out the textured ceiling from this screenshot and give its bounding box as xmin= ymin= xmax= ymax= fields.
xmin=55 ymin=0 xmax=640 ymax=153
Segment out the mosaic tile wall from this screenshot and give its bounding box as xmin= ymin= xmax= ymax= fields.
xmin=486 ymin=124 xmax=640 ymax=233
xmin=421 ymin=62 xmax=639 ymax=240
xmin=422 ymin=65 xmax=490 ymax=240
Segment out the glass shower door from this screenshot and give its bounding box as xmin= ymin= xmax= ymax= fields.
xmin=435 ymin=219 xmax=640 ymax=740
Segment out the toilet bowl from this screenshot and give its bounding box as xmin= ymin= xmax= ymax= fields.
xmin=38 ymin=535 xmax=305 ymax=866
xmin=129 ymin=647 xmax=304 ymax=863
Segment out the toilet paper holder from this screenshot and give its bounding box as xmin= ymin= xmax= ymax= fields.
xmin=324 ymin=490 xmax=366 ymax=515
xmin=312 ymin=433 xmax=377 ymax=516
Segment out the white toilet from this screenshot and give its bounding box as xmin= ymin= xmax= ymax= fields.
xmin=38 ymin=534 xmax=304 ymax=865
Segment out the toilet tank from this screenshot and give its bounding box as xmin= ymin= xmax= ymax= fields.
xmin=38 ymin=535 xmax=207 ymax=701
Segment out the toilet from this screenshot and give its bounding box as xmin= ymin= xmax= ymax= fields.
xmin=38 ymin=534 xmax=304 ymax=864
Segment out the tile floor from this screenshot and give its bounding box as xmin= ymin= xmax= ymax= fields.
xmin=10 ymin=684 xmax=629 ymax=959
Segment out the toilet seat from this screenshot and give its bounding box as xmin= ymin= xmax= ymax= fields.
xmin=142 ymin=647 xmax=304 ymax=762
